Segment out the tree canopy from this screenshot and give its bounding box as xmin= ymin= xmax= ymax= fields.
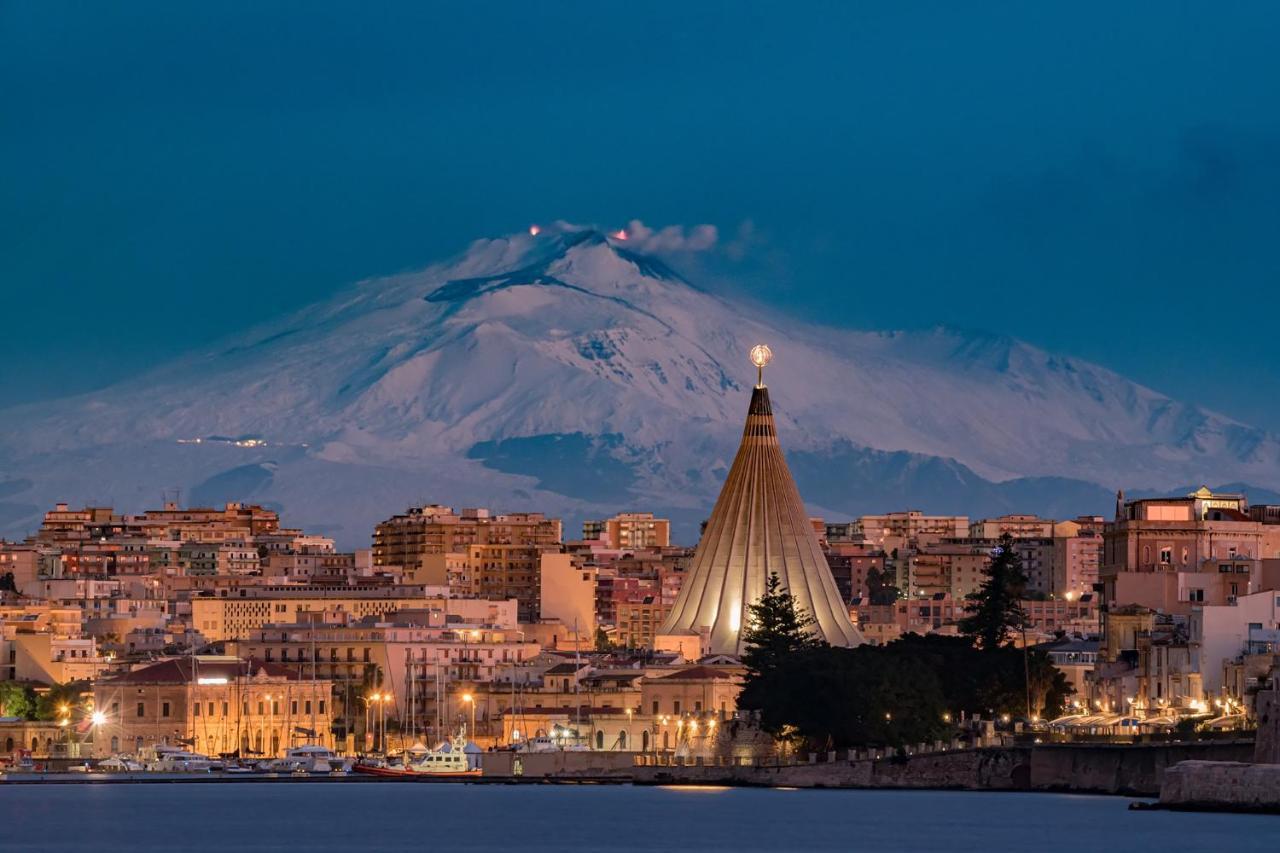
xmin=0 ymin=681 xmax=36 ymax=719
xmin=35 ymin=681 xmax=89 ymax=721
xmin=738 ymin=633 xmax=1073 ymax=748
xmin=742 ymin=644 xmax=949 ymax=748
xmin=864 ymin=565 xmax=900 ymax=605
xmin=735 ymin=561 xmax=1073 ymax=750
xmin=958 ymin=533 xmax=1029 ymax=650
xmin=739 ymin=572 xmax=823 ymax=683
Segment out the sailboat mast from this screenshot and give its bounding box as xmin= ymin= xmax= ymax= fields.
xmin=408 ymin=649 xmax=415 ymax=741
xmin=310 ymin=625 xmax=317 ymax=742
xmin=190 ymin=631 xmax=198 ymax=750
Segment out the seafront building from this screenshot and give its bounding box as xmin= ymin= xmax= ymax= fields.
xmin=230 ymin=611 xmax=539 ymax=747
xmin=91 ymin=655 xmax=334 ymax=758
xmin=1100 ymin=488 xmax=1280 ymax=613
xmin=1084 ymin=489 xmax=1280 ymax=722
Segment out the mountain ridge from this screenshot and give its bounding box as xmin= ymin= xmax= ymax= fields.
xmin=1 ymin=224 xmax=1277 ymax=547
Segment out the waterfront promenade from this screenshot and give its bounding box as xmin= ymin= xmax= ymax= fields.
xmin=2 ymin=741 xmax=1257 ymax=799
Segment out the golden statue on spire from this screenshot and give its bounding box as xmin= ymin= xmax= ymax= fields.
xmin=749 ymin=343 xmax=772 ymax=387
xmin=657 ymin=339 xmax=863 ymax=654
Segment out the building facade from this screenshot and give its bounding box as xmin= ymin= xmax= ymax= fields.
xmin=92 ymin=656 xmax=333 ymax=758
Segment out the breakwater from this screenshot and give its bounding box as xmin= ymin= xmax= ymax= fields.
xmin=1158 ymin=761 xmax=1280 ymax=813
xmin=630 ymin=742 xmax=1255 ymax=797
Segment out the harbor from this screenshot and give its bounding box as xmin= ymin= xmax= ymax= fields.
xmin=3 ymin=783 xmax=1280 ymax=853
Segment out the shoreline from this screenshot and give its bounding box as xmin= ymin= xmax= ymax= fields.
xmin=5 ymin=740 xmax=1265 ymax=806
xmin=1133 ymin=800 xmax=1280 ymax=816
xmin=10 ymin=767 xmax=1279 ymax=815
xmin=0 ymin=771 xmax=1152 ymax=798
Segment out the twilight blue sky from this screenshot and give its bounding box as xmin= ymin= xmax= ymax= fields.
xmin=3 ymin=2 xmax=1279 ymax=426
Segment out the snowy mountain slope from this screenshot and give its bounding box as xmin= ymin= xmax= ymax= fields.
xmin=1 ymin=223 xmax=1278 ymax=546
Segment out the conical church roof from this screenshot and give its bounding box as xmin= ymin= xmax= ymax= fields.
xmin=659 ymin=359 xmax=863 ymax=655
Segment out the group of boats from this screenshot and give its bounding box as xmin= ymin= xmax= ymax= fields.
xmin=353 ymin=729 xmax=480 ymax=777
xmin=7 ymin=724 xmax=595 ymax=779
xmin=59 ymin=728 xmax=482 ymax=778
xmin=92 ymin=743 xmax=356 ymax=776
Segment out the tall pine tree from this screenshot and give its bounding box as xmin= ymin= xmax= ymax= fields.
xmin=959 ymin=533 xmax=1028 ymax=650
xmin=740 ymin=572 xmax=824 ymax=680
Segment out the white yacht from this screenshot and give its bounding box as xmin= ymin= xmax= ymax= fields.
xmin=145 ymin=746 xmax=217 ymax=773
xmin=515 ymin=735 xmax=559 ymax=753
xmin=516 ymin=733 xmax=589 ymax=753
xmin=98 ymin=755 xmax=145 ymax=772
xmin=263 ymin=744 xmax=352 ymax=775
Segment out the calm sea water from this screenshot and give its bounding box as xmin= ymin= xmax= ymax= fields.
xmin=2 ymin=783 xmax=1278 ymax=852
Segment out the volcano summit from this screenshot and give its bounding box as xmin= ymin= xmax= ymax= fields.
xmin=2 ymin=224 xmax=1278 ymax=546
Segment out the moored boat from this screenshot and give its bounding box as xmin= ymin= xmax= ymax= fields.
xmin=99 ymin=755 xmax=145 ymax=772
xmin=355 ymin=728 xmax=480 ymax=777
xmin=262 ymin=744 xmax=352 ymax=775
xmin=145 ymin=746 xmax=217 ymax=772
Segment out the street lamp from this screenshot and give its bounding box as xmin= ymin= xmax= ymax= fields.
xmin=375 ymin=693 xmax=387 ymax=752
xmin=363 ymin=693 xmax=375 ymax=752
xmin=462 ymin=693 xmax=475 ymax=740
xmin=89 ymin=710 xmax=106 ymax=755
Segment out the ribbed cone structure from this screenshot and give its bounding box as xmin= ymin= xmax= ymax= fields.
xmin=659 ymin=385 xmax=864 ymax=655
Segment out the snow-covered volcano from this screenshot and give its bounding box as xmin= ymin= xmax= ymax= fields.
xmin=2 ymin=224 xmax=1278 ymax=546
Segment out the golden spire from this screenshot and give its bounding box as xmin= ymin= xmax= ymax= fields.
xmin=657 ymin=346 xmax=863 ymax=655
xmin=749 ymin=344 xmax=772 ymax=387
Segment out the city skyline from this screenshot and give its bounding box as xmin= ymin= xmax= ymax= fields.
xmin=5 ymin=3 xmax=1280 ymax=831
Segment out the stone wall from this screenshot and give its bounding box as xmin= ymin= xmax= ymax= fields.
xmin=1152 ymin=687 xmax=1280 ymax=813
xmin=1255 ymin=686 xmax=1279 ymax=764
xmin=634 ymin=747 xmax=1024 ymax=788
xmin=1161 ymin=761 xmax=1280 ymax=811
xmin=635 ymin=748 xmax=1027 ymax=791
xmin=633 ymin=742 xmax=1255 ymax=796
xmin=1028 ymin=742 xmax=1254 ymax=796
xmin=481 ymin=750 xmax=636 ymax=778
